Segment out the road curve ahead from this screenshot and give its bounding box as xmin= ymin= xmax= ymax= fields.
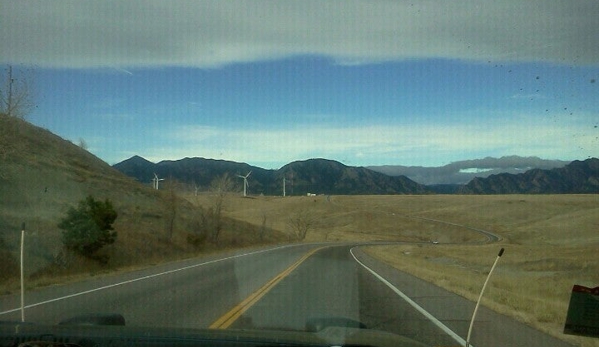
xmin=1 ymin=243 xmax=572 ymax=347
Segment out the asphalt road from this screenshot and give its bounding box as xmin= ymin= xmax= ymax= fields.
xmin=0 ymin=243 xmax=573 ymax=347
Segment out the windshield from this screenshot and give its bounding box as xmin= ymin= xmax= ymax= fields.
xmin=1 ymin=2 xmax=598 ymax=347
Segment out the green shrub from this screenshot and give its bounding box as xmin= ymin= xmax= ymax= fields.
xmin=58 ymin=196 xmax=117 ymax=258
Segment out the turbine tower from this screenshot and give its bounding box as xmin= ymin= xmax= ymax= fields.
xmin=237 ymin=171 xmax=251 ymax=197
xmin=152 ymin=173 xmax=165 ymax=190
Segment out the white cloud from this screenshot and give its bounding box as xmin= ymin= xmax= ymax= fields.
xmin=111 ymin=118 xmax=597 ymax=168
xmin=2 ymin=0 xmax=598 ymax=68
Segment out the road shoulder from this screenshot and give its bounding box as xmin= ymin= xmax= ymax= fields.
xmin=351 ymin=246 xmax=574 ymax=347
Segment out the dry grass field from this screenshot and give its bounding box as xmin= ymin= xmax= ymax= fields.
xmin=192 ymin=193 xmax=598 ymax=346
xmin=359 ymin=195 xmax=599 ymax=347
xmin=188 ymin=193 xmax=491 ymax=243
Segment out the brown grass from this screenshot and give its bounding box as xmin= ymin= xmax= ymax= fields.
xmin=189 ymin=193 xmax=599 ymax=346
xmin=186 ymin=194 xmax=488 ymax=243
xmin=358 ymin=195 xmax=599 ymax=347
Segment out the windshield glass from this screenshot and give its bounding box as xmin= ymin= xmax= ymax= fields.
xmin=1 ymin=2 xmax=598 ymax=347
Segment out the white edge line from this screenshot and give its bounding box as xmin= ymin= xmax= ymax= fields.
xmin=0 ymin=244 xmax=297 ymax=316
xmin=350 ymin=247 xmax=473 ymax=347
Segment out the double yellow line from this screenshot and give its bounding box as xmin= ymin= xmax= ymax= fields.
xmin=209 ymin=247 xmax=324 ymax=329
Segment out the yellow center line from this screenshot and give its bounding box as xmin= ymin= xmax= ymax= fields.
xmin=209 ymin=247 xmax=325 ymax=329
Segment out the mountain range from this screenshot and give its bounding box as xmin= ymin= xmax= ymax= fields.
xmin=460 ymin=158 xmax=599 ymax=194
xmin=112 ymin=155 xmax=599 ymax=195
xmin=367 ymin=156 xmax=570 ymax=185
xmin=113 ymin=156 xmax=430 ymax=195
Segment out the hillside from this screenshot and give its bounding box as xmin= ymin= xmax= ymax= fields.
xmin=113 ymin=156 xmax=274 ymax=193
xmin=278 ymin=159 xmax=429 ymax=195
xmin=460 ymin=158 xmax=599 ymax=194
xmin=0 ymin=115 xmax=283 ymax=281
xmin=114 ymin=157 xmax=430 ymax=195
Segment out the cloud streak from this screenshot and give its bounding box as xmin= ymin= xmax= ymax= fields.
xmin=2 ymin=0 xmax=598 ymax=68
xmin=111 ymin=118 xmax=595 ymax=168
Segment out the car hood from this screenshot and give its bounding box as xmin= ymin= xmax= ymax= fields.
xmin=1 ymin=322 xmax=428 ymax=347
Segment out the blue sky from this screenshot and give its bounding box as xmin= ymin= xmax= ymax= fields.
xmin=2 ymin=1 xmax=598 ymax=168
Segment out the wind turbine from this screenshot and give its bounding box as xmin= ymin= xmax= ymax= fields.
xmin=237 ymin=171 xmax=251 ymax=197
xmin=152 ymin=173 xmax=165 ymax=190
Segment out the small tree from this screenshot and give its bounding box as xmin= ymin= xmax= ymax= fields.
xmin=209 ymin=173 xmax=234 ymax=245
xmin=163 ymin=178 xmax=179 ymax=241
xmin=187 ymin=208 xmax=210 ymax=250
xmin=288 ymin=209 xmax=316 ymax=240
xmin=78 ymin=137 xmax=88 ymax=150
xmin=1 ymin=65 xmax=35 ymax=119
xmin=259 ymin=211 xmax=268 ymax=242
xmin=58 ymin=196 xmax=117 ymax=258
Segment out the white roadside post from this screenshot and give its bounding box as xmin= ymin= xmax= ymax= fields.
xmin=20 ymin=222 xmax=25 ymax=322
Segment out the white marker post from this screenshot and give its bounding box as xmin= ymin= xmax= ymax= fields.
xmin=20 ymin=222 xmax=25 ymax=322
xmin=465 ymin=247 xmax=505 ymax=347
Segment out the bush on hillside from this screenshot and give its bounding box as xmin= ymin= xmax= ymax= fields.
xmin=186 ymin=207 xmax=214 ymax=250
xmin=58 ymin=196 xmax=117 ymax=261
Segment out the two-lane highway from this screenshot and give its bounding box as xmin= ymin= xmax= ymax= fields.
xmin=1 ymin=243 xmax=573 ymax=346
xmin=0 ymin=244 xmax=318 ymax=328
xmin=225 ymin=245 xmax=459 ymax=346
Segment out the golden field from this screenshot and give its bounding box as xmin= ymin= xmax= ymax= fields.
xmin=206 ymin=193 xmax=598 ymax=346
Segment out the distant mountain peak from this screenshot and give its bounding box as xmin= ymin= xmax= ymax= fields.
xmin=368 ymin=155 xmax=570 ymax=185
xmin=460 ymin=158 xmax=599 ymax=194
xmin=126 ymin=155 xmax=153 ymax=164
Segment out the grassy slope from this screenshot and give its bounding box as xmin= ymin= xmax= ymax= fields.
xmin=0 ymin=115 xmax=286 ymax=291
xmin=0 ymin=115 xmax=189 ymax=271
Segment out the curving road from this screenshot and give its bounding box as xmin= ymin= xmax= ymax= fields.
xmin=0 ymin=243 xmax=572 ymax=346
xmin=407 ymin=215 xmax=503 ymax=243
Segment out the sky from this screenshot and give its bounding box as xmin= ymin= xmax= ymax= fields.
xmin=1 ymin=1 xmax=598 ymax=169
